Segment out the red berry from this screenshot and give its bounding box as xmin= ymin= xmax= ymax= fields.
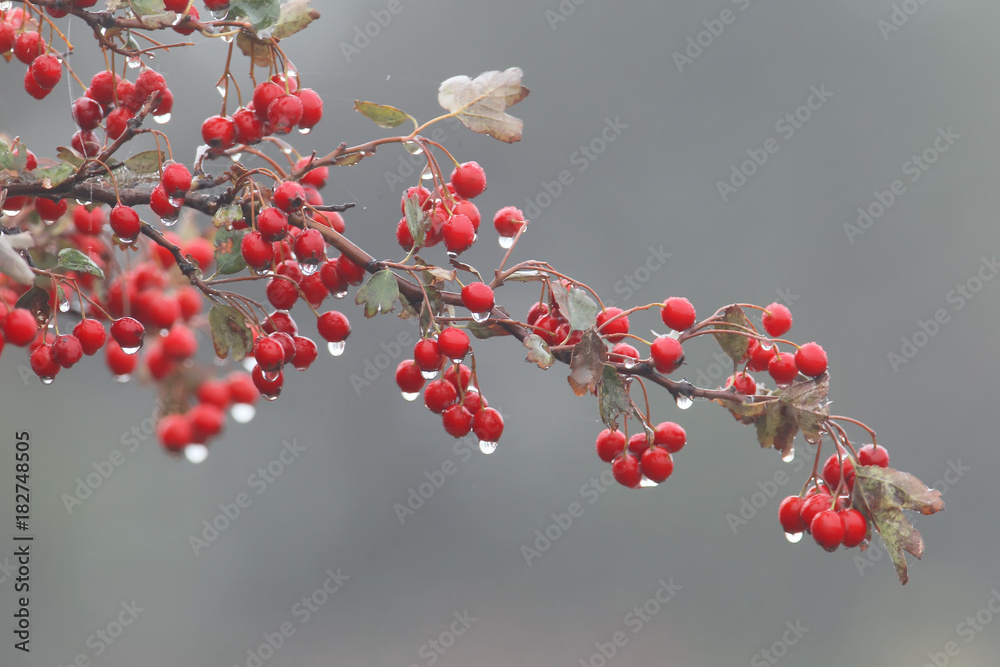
xmin=442 ymin=404 xmax=474 ymax=438
xmin=147 ymin=293 xmax=181 ymax=330
xmin=628 ymin=433 xmax=650 ymax=458
xmin=172 ymin=5 xmax=200 ymax=35
xmin=30 ymin=344 xmax=60 ymax=380
xmin=109 ymin=204 xmax=141 ymax=241
xmin=652 ymin=421 xmax=686 ymax=453
xmin=660 ymin=297 xmax=696 ymax=332
xmin=795 ymin=342 xmax=828 ymax=377
xmin=197 ymin=379 xmax=231 ymax=409
xmin=413 ymin=338 xmax=443 ymax=374
xmin=23 ymin=68 xmax=51 ymax=100
xmin=181 ymin=237 xmax=214 ymax=271
xmin=401 ymin=186 xmax=431 ymax=213
xmin=442 ymin=213 xmax=476 ymax=253
xmin=727 ymin=371 xmax=757 ymax=395
xmin=593 ymin=428 xmax=626 ymax=463
xmin=71 ymin=130 xmax=101 ymax=157
xmin=857 ymin=443 xmax=889 ymax=468
xmin=596 ymin=307 xmax=629 ymax=342
xmin=233 ymin=106 xmax=265 ymax=144
xmin=811 ymin=510 xmax=845 ymax=551
xmin=273 ymin=181 xmax=305 ymax=212
xmin=73 ymin=205 xmax=103 ymax=234
xmin=463 ymin=390 xmax=486 ymax=414
xmin=840 ymin=509 xmax=867 ymax=547
xmin=767 ymin=351 xmax=798 ymax=386
xmin=746 ymin=339 xmax=776 ymax=372
xmin=437 ymin=327 xmax=470 ymax=361
xmin=296 ymin=158 xmax=328 ymax=188
xmin=297 ymin=88 xmax=323 ymax=129
xmin=300 ymin=273 xmax=328 ymax=308
xmin=14 ymin=31 xmax=44 ymax=64
xmin=162 ymin=324 xmax=198 ymax=360
xmin=450 ymin=161 xmax=487 ymax=199
xmin=161 ymin=162 xmax=192 ymax=196
xmin=51 ymin=334 xmax=83 ymax=368
xmin=395 ymin=359 xmax=425 ymax=394
xmin=73 ymin=318 xmax=106 ymax=355
xmin=395 ymin=217 xmax=414 ymax=251
xmin=188 ymin=403 xmax=225 ymax=442
xmin=30 ymin=55 xmax=62 ymax=90
xmin=822 ymin=453 xmax=855 ymax=492
xmin=70 ymin=96 xmax=103 ymax=131
xmin=778 ymin=496 xmax=807 ymax=534
xmin=105 ymin=341 xmax=137 ymax=377
xmin=611 ymin=454 xmax=642 ymax=488
xmin=87 ymin=70 xmax=118 ymax=105
xmin=442 ymin=363 xmax=471 ymax=392
xmin=134 ymin=68 xmax=167 ymax=101
xmin=424 ymin=378 xmax=458 ymax=413
xmin=649 ymin=336 xmax=684 ymax=374
xmin=611 ymin=342 xmax=639 ymax=364
xmin=451 ymin=199 xmax=480 ymax=231
xmin=110 ymin=317 xmax=144 ymax=351
xmin=799 ymin=493 xmax=832 ymax=533
xmin=240 ymin=230 xmax=274 ymax=270
xmin=493 ymin=206 xmax=526 ymax=238
xmin=34 ymin=197 xmax=67 ymax=221
xmin=270 ymin=331 xmax=297 ymax=364
xmin=640 ymin=447 xmax=674 ymax=483
xmin=473 ymin=407 xmax=504 ymax=442
xmin=319 ymin=260 xmax=345 ymax=294
xmin=337 ymin=253 xmax=367 ymax=286
xmin=250 ymin=363 xmax=283 ymax=398
xmin=0 ymin=23 xmax=14 ymax=54
xmin=266 ymin=277 xmax=299 ymax=310
xmin=105 ymin=106 xmax=133 ymax=140
xmin=291 ymin=335 xmax=318 ymax=370
xmin=253 ymin=335 xmax=285 ymax=373
xmin=762 ymin=302 xmax=792 ymax=337
xmin=227 ymin=371 xmax=259 ymax=404
xmin=158 ymin=414 xmax=192 ymax=452
xmin=526 ymin=302 xmax=549 ymax=326
xmin=201 ymin=115 xmax=236 ymax=150
xmin=267 ymin=94 xmax=304 ymax=134
xmin=149 ymin=184 xmax=179 ymax=219
xmin=263 ymin=311 xmax=297 ymax=336
xmin=461 ymin=282 xmax=494 ymax=315
xmin=316 ymin=311 xmax=350 ymax=343
xmin=292 ymin=228 xmax=326 ymax=267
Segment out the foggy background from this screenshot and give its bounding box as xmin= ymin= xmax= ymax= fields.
xmin=1 ymin=0 xmax=999 ymax=665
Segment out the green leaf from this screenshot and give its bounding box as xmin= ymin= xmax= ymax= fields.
xmin=354 ymin=101 xmax=414 ymax=129
xmin=0 ymin=140 xmax=27 ymax=171
xmin=780 ymin=373 xmax=830 ymax=445
xmin=56 ymin=148 xmax=84 ymax=167
xmin=711 ymin=304 xmax=751 ymax=364
xmin=437 ymin=67 xmax=530 ymax=143
xmin=333 ymin=153 xmax=365 ymax=167
xmin=567 ymin=329 xmax=607 ymax=397
xmin=853 ymin=466 xmax=945 ymax=585
xmin=130 ymin=0 xmax=166 ymax=16
xmin=354 ymin=269 xmax=399 ymax=317
xmin=272 ymin=0 xmax=321 ymax=40
xmin=14 ymin=285 xmax=50 ymax=322
xmin=214 ymin=227 xmax=247 ymax=275
xmin=597 ymin=364 xmax=630 ymax=430
xmin=0 ymin=233 xmax=35 ymax=285
xmin=31 ymin=162 xmax=77 ymax=188
xmin=523 ymin=333 xmax=554 ymax=369
xmin=56 ymin=248 xmax=105 ymax=279
xmin=209 ymin=304 xmax=253 ymax=361
xmin=403 ymin=194 xmax=429 ymax=248
xmin=549 ymin=281 xmax=598 ymax=331
xmin=120 ymin=150 xmax=165 ymax=176
xmin=212 ymin=204 xmax=245 ymax=228
xmin=230 ymin=0 xmax=282 ymax=33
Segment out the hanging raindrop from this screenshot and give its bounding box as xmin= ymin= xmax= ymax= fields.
xmin=498 ymin=236 xmax=515 ymax=249
xmin=231 ymin=403 xmax=256 ymax=423
xmin=675 ymin=395 xmax=693 ymax=410
xmin=785 ymin=531 xmax=803 ymax=544
xmin=184 ymin=444 xmax=209 ymax=464
xmin=328 ymin=341 xmax=345 ymax=356
xmin=401 ymin=391 xmax=420 ymax=402
xmin=479 ymin=440 xmax=498 ymax=455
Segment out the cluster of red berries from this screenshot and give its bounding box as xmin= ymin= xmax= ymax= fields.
xmin=157 ymin=371 xmax=257 ymax=457
xmin=595 ymin=421 xmax=687 ymax=488
xmin=778 ymin=443 xmax=890 ymax=551
xmin=395 ymin=161 xmax=488 ymax=254
xmin=201 ymin=76 xmax=323 ymax=153
xmin=394 ymin=327 xmax=504 ymax=448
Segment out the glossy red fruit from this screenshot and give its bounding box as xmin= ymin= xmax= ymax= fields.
xmin=395 ymin=218 xmax=414 ymax=251
xmin=105 ymin=106 xmax=133 ymax=140
xmin=267 ymin=94 xmax=303 ymax=134
xmin=253 ymin=336 xmax=285 ymax=373
xmin=31 ymin=55 xmax=62 ymax=89
xmin=442 ymin=213 xmax=476 ymax=253
xmin=778 ymin=496 xmax=807 ymax=534
xmin=747 ymin=339 xmax=776 ymax=372
xmin=857 ymin=443 xmax=890 ymax=468
xmin=297 ymin=88 xmax=323 ymax=129
xmin=317 ymin=311 xmax=351 ymax=343
xmin=451 ymin=199 xmax=480 ymax=231
xmin=105 ymin=341 xmax=137 ymax=377
xmin=73 ymin=205 xmax=103 ymax=234
xmin=87 ymin=70 xmax=119 ymax=105
xmin=493 ymin=206 xmax=526 ymax=238
xmin=811 ymin=510 xmax=845 ymax=551
xmin=401 ymin=185 xmax=431 ymax=212
xmin=611 ymin=342 xmax=640 ymax=364
xmin=437 ymin=327 xmax=470 ymax=361
xmin=526 ymin=302 xmax=549 ymax=326
xmin=296 ymin=158 xmax=328 ymax=188
xmin=14 ymin=31 xmax=45 ymax=64
xmin=0 ymin=23 xmax=14 ymax=54
xmin=30 ymin=344 xmax=60 ymax=380
xmin=161 ymin=162 xmax=192 ymax=196
xmin=336 ymin=254 xmax=367 ymax=286
xmin=162 ymin=324 xmax=198 ymax=360
xmin=442 ymin=363 xmax=471 ymax=392
xmin=822 ymin=453 xmax=855 ymax=492
xmin=240 ymin=230 xmax=274 ymax=270
xmin=652 ymin=421 xmax=686 ymax=453
xmin=413 ymin=338 xmax=443 ymax=373
xmin=595 ymin=307 xmax=629 ymax=342
xmin=762 ymin=302 xmax=793 ymax=337
xmin=273 ymin=181 xmax=305 ymax=212
xmin=291 ymin=336 xmax=318 ymax=370
xmin=424 ymin=378 xmax=458 ymax=413
xmin=270 ymin=331 xmax=297 ymax=364
xmin=233 ymin=106 xmax=265 ymax=144
xmin=767 ymin=351 xmax=798 ymax=386
xmin=450 ymin=161 xmax=487 ymax=199
xmin=727 ymin=371 xmax=756 ymax=395
xmin=795 ymin=342 xmax=828 ymax=377
xmin=263 ymin=311 xmax=297 ymax=336
xmin=595 ymin=428 xmax=626 ymax=463
xmin=627 ymin=433 xmax=650 ymax=459
xmin=188 ymin=403 xmax=225 ymax=442
xmin=227 ymin=371 xmax=259 ymax=404
xmin=660 ymin=297 xmax=696 ymax=332
xmin=157 ymin=414 xmax=192 ymax=452
xmin=251 ymin=364 xmax=283 ymax=398
xmin=197 ymin=379 xmax=230 ymax=409
xmin=612 ymin=454 xmax=642 ymax=488
xmin=640 ymin=447 xmax=674 ymax=483
xmin=51 ymin=334 xmax=83 ymax=368
xmin=266 ymin=277 xmax=299 ymax=310
xmin=292 ymin=228 xmax=325 ymax=267
xmin=840 ymin=509 xmax=867 ymax=547
xmin=442 ymin=405 xmax=474 ymax=438
xmin=172 ymin=5 xmax=200 ymax=35
xmin=73 ymin=318 xmax=106 ymax=355
xmin=473 ymin=407 xmax=504 ymax=443
xmin=109 ymin=204 xmax=141 ymax=241
xmin=395 ymin=359 xmax=425 ymax=394
xmin=201 ymin=115 xmax=236 ymax=150
xmin=798 ymin=493 xmax=832 ymax=533
xmin=110 ymin=317 xmax=144 ymax=351
xmin=649 ymin=336 xmax=684 ymax=374
xmin=319 ymin=260 xmax=345 ymax=294
xmin=149 ymin=184 xmax=179 ymax=219
xmin=300 ymin=273 xmax=328 ymax=308
xmin=34 ymin=197 xmax=67 ymax=221
xmin=71 ymin=130 xmax=101 ymax=157
xmin=461 ymin=282 xmax=494 ymax=315
xmin=463 ymin=390 xmax=486 ymax=414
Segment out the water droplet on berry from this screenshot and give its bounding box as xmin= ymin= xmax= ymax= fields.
xmin=327 ymin=341 xmax=345 ymax=356
xmin=401 ymin=390 xmax=420 ymax=402
xmin=404 ymin=141 xmax=424 ymax=155
xmin=231 ymin=403 xmax=256 ymax=423
xmin=333 ymin=289 xmax=348 ymax=299
xmin=760 ymin=340 xmax=773 ymax=351
xmin=59 ymin=300 xmax=71 ymax=313
xmin=479 ymin=440 xmax=498 ymax=455
xmin=298 ymin=127 xmax=312 ymax=135
xmin=262 ymin=368 xmax=281 ymax=382
xmin=184 ymin=444 xmax=209 ymax=463
xmin=112 ymin=373 xmax=131 ymax=383
xmin=420 ymin=369 xmax=439 ymax=380
xmin=169 ymin=195 xmax=185 ymax=208
xmin=126 ymin=56 xmax=141 ymax=70
xmin=2 ymin=205 xmax=21 ymax=215
xmin=449 ymin=357 xmax=465 ymax=365
xmin=249 ymin=265 xmax=269 ymax=277
xmin=498 ymin=235 xmax=515 ymax=249
xmin=785 ymin=531 xmax=803 ymax=543
xmin=472 ymin=311 xmax=489 ymax=323
xmin=675 ymin=395 xmax=693 ymax=410
xmin=39 ymin=376 xmax=55 ymax=385
xmin=261 ymin=389 xmax=280 ymax=401
xmin=782 ymin=448 xmax=795 ymax=463
xmin=298 ymin=262 xmax=318 ymax=277
xmin=242 ymin=356 xmax=257 ymax=372
xmin=160 ymin=215 xmax=178 ymax=227
xmin=623 ymin=357 xmax=636 ymax=370
xmin=216 ymin=84 xmax=227 ymax=97
xmin=121 ymin=345 xmax=140 ymax=355
xmin=420 ymin=169 xmax=434 ymax=181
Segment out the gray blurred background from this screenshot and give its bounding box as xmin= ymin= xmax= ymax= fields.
xmin=1 ymin=0 xmax=999 ymax=665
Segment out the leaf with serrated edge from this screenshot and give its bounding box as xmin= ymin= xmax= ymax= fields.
xmin=0 ymin=140 xmax=27 ymax=171
xmin=229 ymin=0 xmax=281 ymax=33
xmin=272 ymin=0 xmax=320 ymax=40
xmin=711 ymin=304 xmax=751 ymax=363
xmin=853 ymin=466 xmax=944 ymax=585
xmin=57 ymin=248 xmax=105 ymax=279
xmin=567 ymin=329 xmax=607 ymax=397
xmin=130 ymin=0 xmax=166 ymax=16
xmin=354 ymin=101 xmax=413 ymax=129
xmin=56 ymin=148 xmax=84 ymax=167
xmin=209 ymin=304 xmax=253 ymax=361
xmin=597 ymin=364 xmax=630 ymax=430
xmin=523 ymin=333 xmax=554 ymax=369
xmin=403 ymin=195 xmax=429 ymax=247
xmin=437 ymin=67 xmax=530 ymax=143
xmin=0 ymin=234 xmax=35 ymax=285
xmin=355 ymin=269 xmax=399 ymax=317
xmin=780 ymin=373 xmax=829 ymax=445
xmin=32 ymin=162 xmax=77 ymax=188
xmin=214 ymin=227 xmax=247 ymax=275
xmin=565 ymin=287 xmax=598 ymax=331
